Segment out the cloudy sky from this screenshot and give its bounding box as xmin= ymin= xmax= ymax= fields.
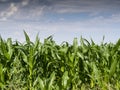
xmin=0 ymin=0 xmax=120 ymax=44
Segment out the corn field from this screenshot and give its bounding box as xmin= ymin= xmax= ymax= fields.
xmin=0 ymin=31 xmax=120 ymax=90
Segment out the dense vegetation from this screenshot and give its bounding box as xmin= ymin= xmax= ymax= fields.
xmin=0 ymin=31 xmax=120 ymax=90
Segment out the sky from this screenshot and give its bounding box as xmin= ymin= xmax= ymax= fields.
xmin=0 ymin=0 xmax=120 ymax=44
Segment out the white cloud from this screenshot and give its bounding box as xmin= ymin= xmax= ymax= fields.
xmin=17 ymin=12 xmax=120 ymax=34
xmin=21 ymin=0 xmax=30 ymax=6
xmin=0 ymin=3 xmax=18 ymax=21
xmin=0 ymin=17 xmax=7 ymax=21
xmin=29 ymin=6 xmax=46 ymax=16
xmin=0 ymin=15 xmax=120 ymax=44
xmin=7 ymin=3 xmax=18 ymax=16
xmin=0 ymin=0 xmax=120 ymax=21
xmin=50 ymin=0 xmax=120 ymax=14
xmin=84 ymin=13 xmax=120 ymax=26
xmin=12 ymin=20 xmax=120 ymax=44
xmin=0 ymin=0 xmax=8 ymax=2
xmin=0 ymin=1 xmax=46 ymax=21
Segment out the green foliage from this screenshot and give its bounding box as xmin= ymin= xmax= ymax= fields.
xmin=0 ymin=31 xmax=120 ymax=90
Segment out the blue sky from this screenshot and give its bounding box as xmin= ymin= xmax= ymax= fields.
xmin=0 ymin=0 xmax=120 ymax=44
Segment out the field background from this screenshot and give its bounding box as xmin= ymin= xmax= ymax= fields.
xmin=0 ymin=1 xmax=120 ymax=90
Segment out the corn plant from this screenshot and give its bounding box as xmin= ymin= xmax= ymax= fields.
xmin=0 ymin=31 xmax=120 ymax=90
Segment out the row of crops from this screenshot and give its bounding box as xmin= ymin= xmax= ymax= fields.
xmin=0 ymin=31 xmax=120 ymax=90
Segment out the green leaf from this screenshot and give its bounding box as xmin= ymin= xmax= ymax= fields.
xmin=34 ymin=33 xmax=39 ymax=51
xmin=77 ymin=52 xmax=84 ymax=60
xmin=20 ymin=50 xmax=28 ymax=65
xmin=48 ymin=72 xmax=55 ymax=90
xmin=7 ymin=38 xmax=13 ymax=59
xmin=38 ymin=78 xmax=45 ymax=90
xmin=0 ymin=64 xmax=4 ymax=83
xmin=62 ymin=71 xmax=69 ymax=88
xmin=109 ymin=55 xmax=118 ymax=79
xmin=73 ymin=38 xmax=78 ymax=52
xmin=24 ymin=30 xmax=30 ymax=44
